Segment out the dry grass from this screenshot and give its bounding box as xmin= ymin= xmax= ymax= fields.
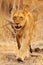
xmin=0 ymin=0 xmax=43 ymax=65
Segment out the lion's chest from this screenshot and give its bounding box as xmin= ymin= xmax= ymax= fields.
xmin=15 ymin=29 xmax=26 ymax=38
xmin=18 ymin=33 xmax=26 ymax=39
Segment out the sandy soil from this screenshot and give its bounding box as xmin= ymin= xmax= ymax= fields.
xmin=0 ymin=53 xmax=43 ymax=65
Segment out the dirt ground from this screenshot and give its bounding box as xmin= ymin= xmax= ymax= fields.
xmin=0 ymin=51 xmax=43 ymax=65
xmin=0 ymin=0 xmax=43 ymax=65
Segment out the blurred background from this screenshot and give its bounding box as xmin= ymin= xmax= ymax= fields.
xmin=0 ymin=0 xmax=43 ymax=53
xmin=0 ymin=0 xmax=43 ymax=65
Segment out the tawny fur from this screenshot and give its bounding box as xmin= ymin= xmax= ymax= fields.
xmin=11 ymin=9 xmax=34 ymax=61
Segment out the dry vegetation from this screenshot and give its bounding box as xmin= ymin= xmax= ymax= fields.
xmin=0 ymin=0 xmax=43 ymax=65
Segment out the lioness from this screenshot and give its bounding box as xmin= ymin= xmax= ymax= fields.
xmin=11 ymin=9 xmax=34 ymax=61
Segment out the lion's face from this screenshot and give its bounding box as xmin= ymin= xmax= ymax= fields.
xmin=11 ymin=9 xmax=27 ymax=30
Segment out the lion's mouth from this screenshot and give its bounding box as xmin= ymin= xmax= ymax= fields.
xmin=15 ymin=26 xmax=22 ymax=29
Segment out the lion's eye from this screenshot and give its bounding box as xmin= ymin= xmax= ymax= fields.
xmin=13 ymin=16 xmax=16 ymax=20
xmin=20 ymin=16 xmax=24 ymax=20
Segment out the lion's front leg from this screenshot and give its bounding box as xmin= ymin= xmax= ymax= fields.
xmin=17 ymin=33 xmax=31 ymax=61
xmin=16 ymin=35 xmax=22 ymax=49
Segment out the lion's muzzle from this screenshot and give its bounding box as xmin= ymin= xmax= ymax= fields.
xmin=15 ymin=25 xmax=22 ymax=29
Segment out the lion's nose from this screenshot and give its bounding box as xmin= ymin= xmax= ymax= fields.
xmin=16 ymin=23 xmax=19 ymax=25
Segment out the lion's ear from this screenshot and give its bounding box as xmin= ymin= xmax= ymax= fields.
xmin=31 ymin=9 xmax=39 ymax=22
xmin=28 ymin=12 xmax=34 ymax=22
xmin=11 ymin=9 xmax=16 ymax=18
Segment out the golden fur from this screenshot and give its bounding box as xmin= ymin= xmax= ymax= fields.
xmin=11 ymin=9 xmax=34 ymax=61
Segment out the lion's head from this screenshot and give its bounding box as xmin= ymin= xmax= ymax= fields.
xmin=11 ymin=9 xmax=29 ymax=30
xmin=11 ymin=9 xmax=34 ymax=32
